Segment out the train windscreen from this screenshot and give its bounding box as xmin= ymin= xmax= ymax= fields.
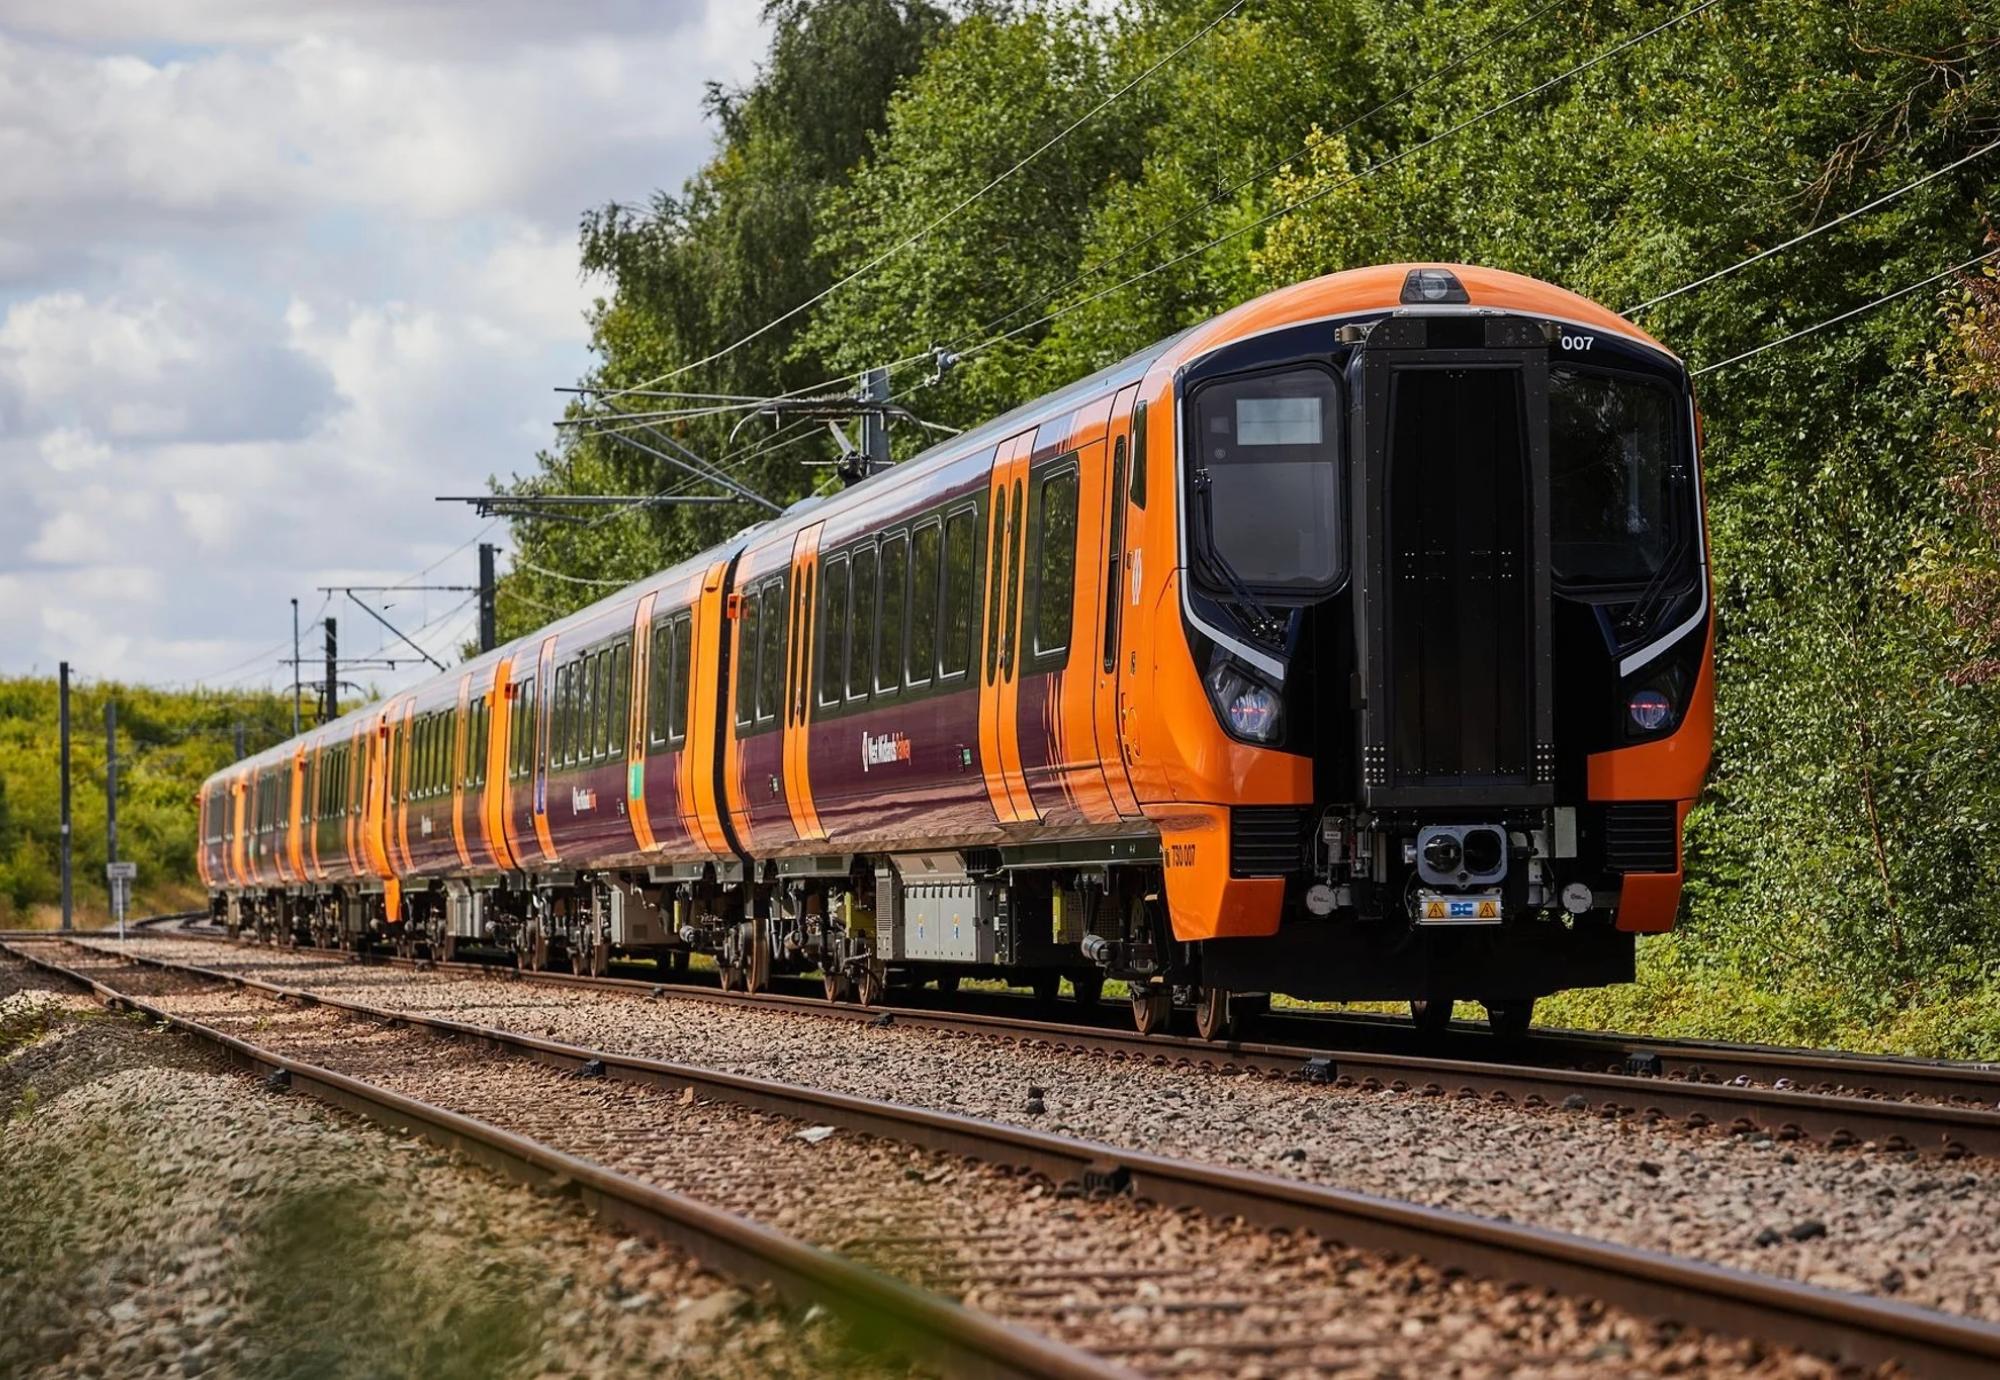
xmin=1191 ymin=366 xmax=1343 ymax=592
xmin=1548 ymin=367 xmax=1684 ymax=587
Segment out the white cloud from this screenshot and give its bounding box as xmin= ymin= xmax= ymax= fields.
xmin=0 ymin=2 xmax=768 ymax=688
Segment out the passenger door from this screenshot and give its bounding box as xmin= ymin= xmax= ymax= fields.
xmin=978 ymin=435 xmax=1037 ymax=825
xmin=1097 ymin=385 xmax=1145 ymax=818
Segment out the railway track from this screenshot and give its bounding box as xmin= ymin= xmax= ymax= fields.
xmin=157 ymin=925 xmax=2000 ymax=1160
xmin=12 ymin=934 xmax=2000 ymax=1378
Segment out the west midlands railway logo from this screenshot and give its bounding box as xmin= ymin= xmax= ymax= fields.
xmin=861 ymin=730 xmax=912 ymax=771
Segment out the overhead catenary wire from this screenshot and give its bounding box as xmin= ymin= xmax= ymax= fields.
xmin=1625 ymin=137 xmax=2000 ymax=316
xmin=589 ymin=0 xmax=1248 ymax=405
xmin=941 ymin=0 xmax=1726 ymax=374
xmin=1693 ymin=245 xmax=2000 ymax=376
xmin=513 ymin=557 xmax=631 ymax=588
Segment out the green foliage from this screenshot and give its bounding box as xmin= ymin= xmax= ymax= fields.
xmin=0 ymin=677 xmax=293 ymax=922
xmin=488 ymin=0 xmax=955 ymax=641
xmin=516 ymin=0 xmax=2000 ymax=1051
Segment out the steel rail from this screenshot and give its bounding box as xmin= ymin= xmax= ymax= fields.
xmin=164 ymin=923 xmax=2000 ymax=1107
xmin=28 ymin=937 xmax=2000 ymax=1379
xmin=2 ymin=939 xmax=1125 ymax=1380
xmin=1258 ymin=1008 xmax=2000 ymax=1105
xmin=231 ymin=937 xmax=2000 ymax=1159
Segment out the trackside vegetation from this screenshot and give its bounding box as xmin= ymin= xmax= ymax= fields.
xmin=490 ymin=0 xmax=2000 ymax=1057
xmin=0 ymin=679 xmax=294 ymax=927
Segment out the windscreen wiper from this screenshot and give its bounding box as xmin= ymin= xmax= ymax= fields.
xmin=1618 ymin=467 xmax=1694 ymax=644
xmin=1192 ymin=468 xmax=1288 ymax=648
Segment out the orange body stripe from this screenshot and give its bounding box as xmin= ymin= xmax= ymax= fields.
xmin=450 ymin=674 xmax=473 ymax=869
xmin=531 ymin=637 xmax=559 ymax=862
xmin=629 ymin=594 xmax=660 ymax=853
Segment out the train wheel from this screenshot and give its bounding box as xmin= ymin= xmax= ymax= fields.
xmin=439 ymin=933 xmax=458 ymax=965
xmin=1131 ymin=984 xmax=1170 ymax=1036
xmin=822 ymin=969 xmax=850 ymax=1003
xmin=587 ymin=935 xmax=610 ymax=978
xmin=524 ymin=924 xmax=549 ymax=974
xmin=1071 ymin=971 xmax=1104 ymax=1009
xmin=1485 ymin=999 xmax=1535 ymax=1040
xmin=1409 ymin=999 xmax=1452 ymax=1036
xmin=745 ymin=925 xmax=771 ymax=995
xmin=934 ymin=972 xmax=960 ymax=995
xmin=856 ymin=961 xmax=885 ymax=1007
xmin=1193 ymin=986 xmax=1235 ymax=1043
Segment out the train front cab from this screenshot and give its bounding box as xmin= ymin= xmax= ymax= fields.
xmin=1135 ymin=266 xmax=1714 ymax=1028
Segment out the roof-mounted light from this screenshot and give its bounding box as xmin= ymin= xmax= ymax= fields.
xmin=1400 ymin=268 xmax=1469 ymax=305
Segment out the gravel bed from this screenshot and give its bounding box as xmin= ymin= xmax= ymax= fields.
xmin=0 ymin=954 xmax=900 ymax=1380
xmin=54 ymin=953 xmax=1859 ymax=1379
xmin=81 ymin=936 xmax=2000 ymax=1324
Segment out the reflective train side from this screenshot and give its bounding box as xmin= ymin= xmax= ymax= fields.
xmin=199 ymin=263 xmax=1713 ymax=1036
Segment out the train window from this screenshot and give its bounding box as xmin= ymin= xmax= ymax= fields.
xmin=941 ymin=507 xmax=975 ymax=679
xmin=985 ymin=489 xmax=1007 ymax=686
xmin=736 ymin=594 xmax=760 ymax=728
xmin=1002 ymin=479 xmax=1024 ymax=678
xmin=818 ymin=556 xmax=849 ymax=709
xmin=521 ymin=677 xmax=538 ymax=777
xmin=1188 ymin=366 xmax=1341 ymax=591
xmin=584 ymin=655 xmax=599 ymax=760
xmin=608 ymin=640 xmax=630 ymax=757
xmin=588 ymin=653 xmax=606 ymax=761
xmin=509 ymin=686 xmax=525 ymax=777
xmin=1130 ymin=400 xmax=1147 ymax=508
xmin=548 ymin=672 xmax=563 ymax=768
xmin=793 ymin=566 xmax=814 ymax=723
xmin=908 ymin=519 xmax=940 ymax=687
xmin=648 ymin=617 xmax=672 ymax=747
xmin=667 ymin=614 xmax=691 ymax=743
xmin=1035 ymin=468 xmax=1078 ymax=658
xmin=1104 ymin=438 xmax=1127 ymax=674
xmin=559 ymin=664 xmax=577 ymax=767
xmin=847 ymin=545 xmax=876 ymax=701
xmin=1548 ymin=367 xmax=1681 ymax=587
xmin=758 ymin=580 xmax=784 ymax=724
xmin=877 ymin=534 xmax=908 ymax=695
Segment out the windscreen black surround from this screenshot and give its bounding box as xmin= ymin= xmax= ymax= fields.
xmin=1188 ymin=366 xmax=1343 ymax=593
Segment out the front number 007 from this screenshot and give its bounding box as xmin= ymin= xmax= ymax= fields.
xmin=1559 ymin=333 xmax=1594 ymax=351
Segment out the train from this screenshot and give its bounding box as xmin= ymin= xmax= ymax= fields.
xmin=198 ymin=263 xmax=1714 ymax=1040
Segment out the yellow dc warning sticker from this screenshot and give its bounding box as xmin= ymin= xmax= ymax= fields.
xmin=1417 ymin=893 xmax=1504 ymax=924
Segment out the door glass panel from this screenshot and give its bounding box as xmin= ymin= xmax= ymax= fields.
xmin=1035 ymin=468 xmax=1078 ymax=657
xmin=985 ymin=490 xmax=1007 ymax=685
xmin=758 ymin=581 xmax=784 ymax=723
xmin=736 ymin=596 xmax=759 ymax=728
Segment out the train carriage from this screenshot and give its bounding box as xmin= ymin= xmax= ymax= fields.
xmin=200 ymin=264 xmax=1713 ymax=1037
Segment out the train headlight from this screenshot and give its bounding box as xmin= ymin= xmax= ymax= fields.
xmin=1205 ymin=661 xmax=1282 ymax=743
xmin=1627 ymin=688 xmax=1673 ymax=734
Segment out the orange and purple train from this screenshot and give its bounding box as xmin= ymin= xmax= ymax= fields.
xmin=198 ymin=264 xmax=1714 ymax=1038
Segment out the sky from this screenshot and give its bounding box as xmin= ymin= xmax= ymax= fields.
xmin=0 ymin=1 xmax=766 ymax=697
